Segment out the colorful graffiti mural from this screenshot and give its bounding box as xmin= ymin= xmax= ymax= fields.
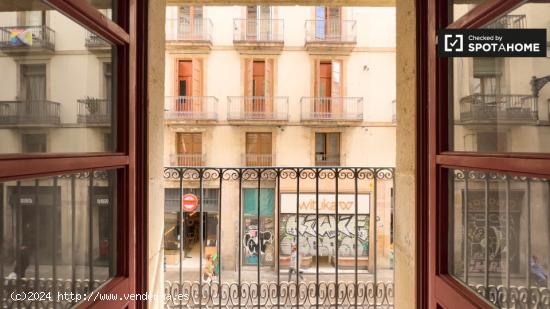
xmin=279 ymin=214 xmax=369 ymax=257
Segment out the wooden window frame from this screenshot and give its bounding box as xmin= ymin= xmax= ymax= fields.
xmin=420 ymin=0 xmax=550 ymax=308
xmin=0 ymin=0 xmax=147 ymax=307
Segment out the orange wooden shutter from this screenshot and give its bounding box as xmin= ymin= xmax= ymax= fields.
xmin=313 ymin=59 xmax=321 ymax=97
xmin=265 ymin=58 xmax=274 ymax=113
xmin=260 ymin=133 xmax=272 ymax=154
xmin=192 ymin=58 xmax=203 ymax=112
xmin=244 ymin=58 xmax=254 ymax=97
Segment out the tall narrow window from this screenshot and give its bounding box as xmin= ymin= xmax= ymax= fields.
xmin=315 ymin=7 xmax=342 ymax=40
xmin=21 ymin=133 xmax=47 ymax=153
xmin=175 ymin=132 xmax=202 ymax=166
xmin=243 ymin=59 xmax=274 ymax=118
xmin=246 ymin=6 xmax=272 ymax=40
xmin=178 ymin=6 xmax=203 ymax=39
xmin=246 ymin=132 xmax=272 ymax=166
xmin=315 ymin=60 xmax=343 ymax=117
xmin=20 ymin=64 xmax=46 ymax=102
xmin=315 ymin=132 xmax=341 ymax=166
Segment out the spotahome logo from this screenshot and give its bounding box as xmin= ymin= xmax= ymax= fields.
xmin=438 ymin=29 xmax=547 ymax=57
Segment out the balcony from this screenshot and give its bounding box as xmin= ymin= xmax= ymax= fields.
xmin=165 ymin=18 xmax=212 ymax=51
xmin=85 ymin=30 xmax=110 ymax=50
xmin=315 ymin=153 xmax=342 ymax=166
xmin=485 ymin=15 xmax=526 ymax=29
xmin=0 ymin=25 xmax=55 ymax=54
xmin=243 ymin=154 xmax=274 ymax=166
xmin=0 ymin=100 xmax=60 ymax=126
xmin=227 ymin=96 xmax=288 ymax=123
xmin=164 ymin=96 xmax=218 ymax=123
xmin=300 ymin=97 xmax=363 ymax=123
xmin=77 ymin=98 xmax=111 ymax=125
xmin=169 ymin=154 xmax=205 ymax=166
xmin=233 ymin=19 xmax=284 ymax=54
xmin=459 ymin=94 xmax=538 ymax=125
xmin=304 ymin=19 xmax=356 ymax=54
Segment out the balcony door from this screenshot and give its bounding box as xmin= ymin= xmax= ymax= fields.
xmin=244 ymin=58 xmax=274 ymax=118
xmin=20 ymin=64 xmax=46 ymax=116
xmin=246 ymin=132 xmax=272 ymax=166
xmin=178 ymin=6 xmax=203 ymax=39
xmin=176 ymin=133 xmax=202 ymax=166
xmin=315 ymin=60 xmax=342 ymax=117
xmin=177 ymin=60 xmax=192 ymax=112
xmin=315 ymin=7 xmax=341 ymax=40
xmin=428 ymin=1 xmax=550 ymax=308
xmin=246 ymin=6 xmax=271 ymax=41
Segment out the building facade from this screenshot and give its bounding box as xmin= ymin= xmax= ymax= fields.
xmin=162 ymin=5 xmax=397 ymax=280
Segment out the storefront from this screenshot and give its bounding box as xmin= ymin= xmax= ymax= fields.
xmin=242 ymin=188 xmax=275 ymax=266
xmin=279 ymin=193 xmax=371 ymax=269
xmin=164 ymin=188 xmax=220 ymax=263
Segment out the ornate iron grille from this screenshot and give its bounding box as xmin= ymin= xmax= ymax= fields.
xmin=163 ymin=167 xmax=395 ymax=308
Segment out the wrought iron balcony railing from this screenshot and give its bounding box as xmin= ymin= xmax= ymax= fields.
xmin=0 ymin=25 xmax=55 ymax=51
xmin=77 ymin=98 xmax=111 ymax=125
xmin=243 ymin=154 xmax=274 ymax=166
xmin=227 ymin=96 xmax=288 ymax=121
xmin=305 ymin=19 xmax=357 ymax=43
xmin=163 ymin=166 xmax=395 ymax=308
xmin=233 ymin=19 xmax=284 ymax=42
xmin=84 ymin=30 xmax=109 ymax=49
xmin=485 ymin=15 xmax=526 ymax=29
xmin=0 ymin=100 xmax=60 ymax=125
xmin=459 ymin=94 xmax=538 ymax=123
xmin=165 ymin=96 xmax=218 ymax=121
xmin=300 ymin=97 xmax=363 ymax=121
xmin=166 ymin=18 xmax=213 ymax=42
xmin=170 ymin=154 xmax=205 ymax=166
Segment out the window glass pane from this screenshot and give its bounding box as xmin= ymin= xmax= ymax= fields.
xmin=448 ymin=168 xmax=550 ymax=308
xmin=84 ymin=0 xmax=117 ymax=22
xmin=451 ymin=0 xmax=486 ymax=22
xmin=1 ymin=169 xmax=117 ymax=307
xmin=0 ymin=2 xmax=117 ymax=155
xmin=450 ymin=1 xmax=550 ymax=153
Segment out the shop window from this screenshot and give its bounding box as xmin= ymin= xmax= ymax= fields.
xmin=242 ymin=188 xmax=275 ymax=266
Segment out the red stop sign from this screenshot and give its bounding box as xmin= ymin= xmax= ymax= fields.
xmin=182 ymin=194 xmax=198 ymax=212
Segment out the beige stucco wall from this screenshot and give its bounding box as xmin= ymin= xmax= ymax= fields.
xmin=394 ymin=0 xmax=416 ymax=307
xmin=148 ymin=0 xmax=167 ymax=308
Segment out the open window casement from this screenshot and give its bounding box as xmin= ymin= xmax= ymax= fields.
xmin=265 ymin=58 xmax=275 ymax=113
xmin=245 ymin=6 xmax=272 ymax=40
xmin=244 ymin=58 xmax=275 ymax=115
xmin=192 ymin=58 xmax=203 ymax=112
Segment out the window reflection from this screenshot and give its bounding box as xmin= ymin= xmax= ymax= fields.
xmin=0 ymin=3 xmax=116 ymax=155
xmin=449 ymin=169 xmax=550 ymax=308
xmin=450 ymin=2 xmax=550 ymax=153
xmin=0 ymin=170 xmax=117 ymax=307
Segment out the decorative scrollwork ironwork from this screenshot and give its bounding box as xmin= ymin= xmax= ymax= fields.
xmin=163 ymin=280 xmax=396 ymax=308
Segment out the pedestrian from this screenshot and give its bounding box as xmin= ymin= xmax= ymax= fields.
xmin=531 ymin=255 xmax=548 ymax=287
xmin=8 ymin=222 xmax=34 ymax=280
xmin=288 ymin=243 xmax=304 ymax=282
xmin=203 ymin=254 xmax=215 ymax=283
